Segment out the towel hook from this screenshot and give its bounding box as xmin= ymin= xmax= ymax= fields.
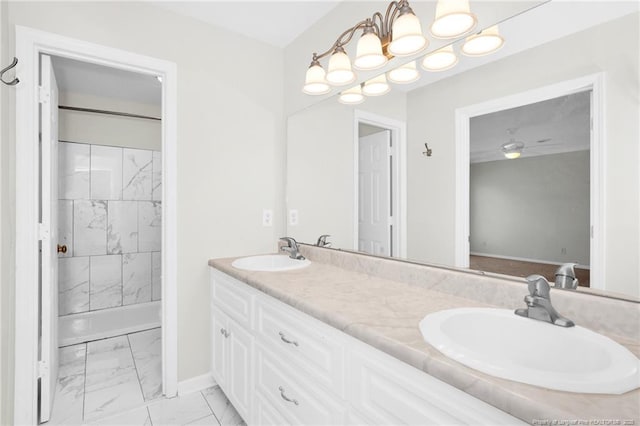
xmin=0 ymin=57 xmax=20 ymax=86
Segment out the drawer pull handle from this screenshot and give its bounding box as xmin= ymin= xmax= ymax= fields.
xmin=220 ymin=328 xmax=230 ymax=338
xmin=279 ymin=332 xmax=299 ymax=347
xmin=278 ymin=386 xmax=299 ymax=405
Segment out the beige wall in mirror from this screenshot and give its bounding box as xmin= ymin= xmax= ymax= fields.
xmin=286 ymin=2 xmax=640 ymax=299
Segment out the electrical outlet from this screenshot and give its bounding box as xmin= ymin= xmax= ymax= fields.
xmin=289 ymin=209 xmax=299 ymax=226
xmin=561 ymin=247 xmax=567 ymax=255
xmin=262 ymin=209 xmax=273 ymax=227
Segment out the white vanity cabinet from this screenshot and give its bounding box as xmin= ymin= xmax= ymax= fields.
xmin=210 ymin=267 xmax=523 ymax=425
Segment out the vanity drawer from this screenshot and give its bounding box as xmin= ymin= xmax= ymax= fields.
xmin=255 ymin=296 xmax=345 ymax=396
xmin=347 ymin=343 xmax=523 ymax=425
xmin=210 ymin=269 xmax=254 ymax=329
xmin=256 ymin=344 xmax=346 ymax=425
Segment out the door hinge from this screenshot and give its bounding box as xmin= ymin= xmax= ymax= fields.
xmin=38 ymin=86 xmax=49 ymax=104
xmin=38 ymin=360 xmax=48 ymax=378
xmin=38 ymin=223 xmax=49 ymax=241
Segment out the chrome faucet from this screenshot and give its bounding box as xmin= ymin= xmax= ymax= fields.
xmin=554 ymin=263 xmax=579 ymax=290
xmin=515 ymin=274 xmax=575 ymax=327
xmin=316 ymin=234 xmax=332 ymax=248
xmin=280 ymin=237 xmax=305 ymax=260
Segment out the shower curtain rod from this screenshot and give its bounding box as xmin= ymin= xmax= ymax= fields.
xmin=58 ymin=105 xmax=161 ymax=121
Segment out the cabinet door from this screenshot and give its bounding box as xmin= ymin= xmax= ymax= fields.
xmin=228 ymin=316 xmax=253 ymax=420
xmin=211 ymin=305 xmax=228 ymax=389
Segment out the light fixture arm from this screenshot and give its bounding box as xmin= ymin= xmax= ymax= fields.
xmin=307 ymin=0 xmax=412 ymax=64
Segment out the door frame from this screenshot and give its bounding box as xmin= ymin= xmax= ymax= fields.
xmin=353 ymin=110 xmax=407 ymax=258
xmin=454 ymin=73 xmax=605 ymax=290
xmin=14 ymin=26 xmax=179 ymax=424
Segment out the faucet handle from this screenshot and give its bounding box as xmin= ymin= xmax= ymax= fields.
xmin=554 ymin=263 xmax=579 ymax=289
xmin=279 ymin=237 xmax=297 ymax=246
xmin=526 ymin=274 xmax=551 ymax=298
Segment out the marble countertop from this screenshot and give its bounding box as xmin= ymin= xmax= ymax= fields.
xmin=208 ymin=254 xmax=640 ymax=424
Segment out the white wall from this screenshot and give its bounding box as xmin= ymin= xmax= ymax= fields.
xmin=58 ymin=92 xmax=161 ymax=150
xmin=407 ymin=13 xmax=639 ymax=296
xmin=470 ymin=151 xmax=590 ymax=265
xmin=2 ymin=2 xmax=286 ymax=418
xmin=283 ymin=1 xmax=543 ymax=115
xmin=0 ymin=0 xmax=15 ymax=423
xmin=287 ymin=91 xmax=406 ymax=249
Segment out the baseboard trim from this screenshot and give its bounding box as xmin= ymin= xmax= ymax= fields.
xmin=177 ymin=373 xmax=216 ymax=395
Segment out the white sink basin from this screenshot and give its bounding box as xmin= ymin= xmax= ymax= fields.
xmin=419 ymin=308 xmax=640 ymax=394
xmin=231 ymin=254 xmax=311 ymax=272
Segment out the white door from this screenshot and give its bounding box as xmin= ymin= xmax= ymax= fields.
xmin=39 ymin=54 xmax=59 ymax=423
xmin=358 ymin=130 xmax=391 ymax=256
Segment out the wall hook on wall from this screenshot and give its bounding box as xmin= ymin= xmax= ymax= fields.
xmin=0 ymin=57 xmax=20 ymax=86
xmin=422 ymin=143 xmax=433 ymax=157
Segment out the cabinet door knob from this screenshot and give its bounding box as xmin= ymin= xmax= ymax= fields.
xmin=279 ymin=332 xmax=299 ymax=347
xmin=278 ymin=386 xmax=299 ymax=405
xmin=57 ymin=244 xmax=67 ymax=254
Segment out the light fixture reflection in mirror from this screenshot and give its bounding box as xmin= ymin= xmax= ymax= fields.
xmin=421 ymin=45 xmax=459 ymax=71
xmin=362 ymin=74 xmax=391 ymax=96
xmin=339 ymin=85 xmax=365 ymax=105
xmin=462 ymin=25 xmax=505 ymax=56
xmin=326 ymin=47 xmax=356 ymax=85
xmin=501 ymin=141 xmax=524 ymax=159
xmin=430 ymin=0 xmax=478 ymax=39
xmin=388 ymin=61 xmax=420 ymax=84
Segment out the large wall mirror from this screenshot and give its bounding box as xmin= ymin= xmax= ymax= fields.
xmin=286 ymin=1 xmax=640 ymax=300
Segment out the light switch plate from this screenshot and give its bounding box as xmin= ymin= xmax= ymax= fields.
xmin=289 ymin=209 xmax=299 ymax=226
xmin=262 ymin=209 xmax=273 ymax=227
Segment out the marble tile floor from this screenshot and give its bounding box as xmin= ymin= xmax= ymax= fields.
xmin=48 ymin=327 xmax=244 ymax=425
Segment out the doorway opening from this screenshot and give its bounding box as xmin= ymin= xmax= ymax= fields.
xmin=15 ymin=27 xmax=178 ymax=425
xmin=455 ymin=74 xmax=604 ymax=290
xmin=354 ymin=110 xmax=407 ymax=259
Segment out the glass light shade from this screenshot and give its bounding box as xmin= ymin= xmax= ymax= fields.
xmin=339 ymin=85 xmax=365 ymax=105
xmin=354 ymin=32 xmax=387 ymax=70
xmin=302 ymin=64 xmax=330 ymax=95
xmin=421 ymin=45 xmax=458 ymax=71
xmin=362 ymin=74 xmax=390 ymax=96
xmin=504 ymin=151 xmax=521 ymax=159
xmin=387 ymin=61 xmax=420 ymax=84
xmin=430 ymin=0 xmax=477 ymax=39
xmin=461 ymin=26 xmax=505 ymax=56
xmin=388 ymin=13 xmax=428 ymax=57
xmin=501 ymin=141 xmax=524 ymax=159
xmin=326 ymin=49 xmax=356 ymax=85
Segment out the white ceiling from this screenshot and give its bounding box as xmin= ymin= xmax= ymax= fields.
xmin=152 ymin=1 xmax=342 ymax=48
xmin=51 ymin=56 xmax=162 ymax=105
xmin=470 ymin=91 xmax=591 ymax=163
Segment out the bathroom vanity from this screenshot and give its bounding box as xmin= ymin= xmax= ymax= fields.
xmin=209 ymin=245 xmax=640 ymax=425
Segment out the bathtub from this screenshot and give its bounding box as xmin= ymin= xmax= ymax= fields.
xmin=58 ymin=301 xmax=161 ymax=347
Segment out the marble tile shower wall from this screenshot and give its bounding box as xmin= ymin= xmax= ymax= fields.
xmin=57 ymin=142 xmax=162 ymax=316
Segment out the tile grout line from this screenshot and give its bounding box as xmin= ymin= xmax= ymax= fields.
xmin=127 ymin=333 xmax=148 ymax=404
xmin=200 ymin=390 xmax=222 ymax=426
xmin=81 ymin=342 xmax=89 ymax=422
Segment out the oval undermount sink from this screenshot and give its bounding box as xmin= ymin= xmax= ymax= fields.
xmin=231 ymin=254 xmax=311 ymax=272
xmin=419 ymin=308 xmax=640 ymax=394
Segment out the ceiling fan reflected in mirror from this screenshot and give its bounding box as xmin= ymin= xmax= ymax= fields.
xmin=501 ymin=128 xmax=524 ymax=159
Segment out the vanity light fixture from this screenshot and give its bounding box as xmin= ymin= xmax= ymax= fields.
xmin=501 ymin=141 xmax=524 ymax=159
xmin=362 ymin=74 xmax=391 ymax=96
xmin=461 ymin=25 xmax=505 ymax=56
xmin=421 ymin=45 xmax=458 ymax=71
xmin=354 ymin=23 xmax=388 ymax=70
xmin=326 ymin=46 xmax=356 ymax=85
xmin=388 ymin=61 xmax=420 ymax=84
xmin=339 ymin=84 xmax=365 ymax=105
xmin=430 ymin=0 xmax=477 ymax=39
xmin=302 ymin=0 xmax=426 ymax=93
xmin=302 ymin=58 xmax=331 ymax=95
